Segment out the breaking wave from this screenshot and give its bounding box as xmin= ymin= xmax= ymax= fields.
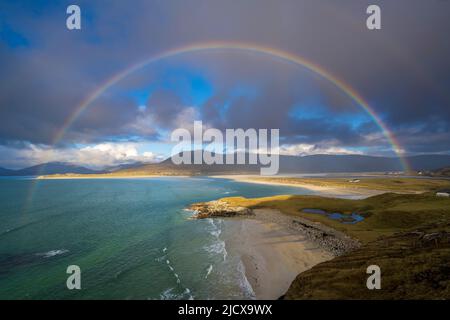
xmin=35 ymin=249 xmax=69 ymax=258
xmin=237 ymin=259 xmax=256 ymax=299
xmin=157 ymin=247 xmax=194 ymax=300
xmin=205 ymin=264 xmax=213 ymax=279
xmin=204 ymin=219 xmax=227 ymax=261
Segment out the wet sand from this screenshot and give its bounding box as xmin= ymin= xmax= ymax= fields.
xmin=227 ymin=212 xmax=334 ymax=299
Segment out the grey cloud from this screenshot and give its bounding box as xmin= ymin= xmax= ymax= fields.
xmin=0 ymin=0 xmax=449 ymax=157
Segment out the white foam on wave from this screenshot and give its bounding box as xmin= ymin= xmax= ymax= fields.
xmin=204 ymin=219 xmax=227 ymax=261
xmin=160 ymin=287 xmax=177 ymax=300
xmin=237 ymin=259 xmax=256 ymax=299
xmin=184 ymin=288 xmax=194 ymax=300
xmin=205 ymin=264 xmax=213 ymax=279
xmin=204 ymin=240 xmax=227 ymax=261
xmin=158 ymin=253 xmax=195 ymax=300
xmin=210 ymin=228 xmax=221 ymax=238
xmin=162 ymin=256 xmax=188 ymax=289
xmin=160 ymin=286 xmax=194 ymax=300
xmin=36 ymin=249 xmax=69 ymax=258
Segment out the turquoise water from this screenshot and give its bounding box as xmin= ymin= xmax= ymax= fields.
xmin=0 ymin=177 xmax=312 ymax=299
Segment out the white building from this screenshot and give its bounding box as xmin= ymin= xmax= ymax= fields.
xmin=436 ymin=192 xmax=450 ymax=197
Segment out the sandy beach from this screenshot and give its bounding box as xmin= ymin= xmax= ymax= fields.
xmin=212 ymin=174 xmax=383 ymax=198
xmin=226 ymin=209 xmax=335 ymax=299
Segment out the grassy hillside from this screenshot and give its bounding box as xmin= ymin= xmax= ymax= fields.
xmin=283 ymin=222 xmax=450 ymax=299
xmin=219 ymin=192 xmax=450 ymax=299
xmin=221 ymin=192 xmax=450 ymax=243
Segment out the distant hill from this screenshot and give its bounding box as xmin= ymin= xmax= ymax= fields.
xmin=420 ymin=166 xmax=450 ymax=177
xmin=0 ymin=167 xmax=16 ymax=176
xmin=0 ymin=162 xmax=102 ymax=176
xmin=104 ymin=161 xmax=147 ymax=172
xmin=6 ymin=154 xmax=450 ymax=177
xmin=408 ymin=155 xmax=450 ymax=171
xmin=111 ymin=153 xmax=450 ymax=175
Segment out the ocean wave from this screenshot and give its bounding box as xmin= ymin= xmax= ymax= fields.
xmin=184 ymin=288 xmax=194 ymax=300
xmin=35 ymin=249 xmax=69 ymax=258
xmin=207 ymin=218 xmax=223 ymax=238
xmin=205 ymin=264 xmax=213 ymax=279
xmin=160 ymin=287 xmax=178 ymax=300
xmin=204 ymin=240 xmax=227 ymax=261
xmin=160 ymin=287 xmax=194 ymax=300
xmin=204 ymin=219 xmax=227 ymax=261
xmin=158 ymin=256 xmax=194 ymax=300
xmin=237 ymin=259 xmax=256 ymax=299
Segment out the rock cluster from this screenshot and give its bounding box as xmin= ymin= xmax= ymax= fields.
xmin=291 ymin=219 xmax=360 ymax=255
xmin=189 ymin=200 xmax=254 ymax=219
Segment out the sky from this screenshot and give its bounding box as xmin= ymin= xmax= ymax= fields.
xmin=0 ymin=0 xmax=449 ymax=169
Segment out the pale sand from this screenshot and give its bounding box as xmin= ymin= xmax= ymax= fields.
xmin=227 ymin=211 xmax=334 ymax=300
xmin=211 ymin=174 xmax=383 ymax=198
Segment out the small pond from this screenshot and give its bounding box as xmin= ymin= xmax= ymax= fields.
xmin=301 ymin=208 xmax=364 ymax=224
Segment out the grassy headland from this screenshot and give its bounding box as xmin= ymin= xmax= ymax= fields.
xmin=283 ymin=221 xmax=450 ymax=299
xmin=219 ymin=192 xmax=450 ymax=243
xmin=209 ymin=192 xmax=450 ymax=299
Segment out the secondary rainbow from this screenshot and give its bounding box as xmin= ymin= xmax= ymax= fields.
xmin=52 ymin=41 xmax=410 ymax=171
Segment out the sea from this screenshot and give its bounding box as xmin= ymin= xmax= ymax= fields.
xmin=0 ymin=176 xmax=313 ymax=299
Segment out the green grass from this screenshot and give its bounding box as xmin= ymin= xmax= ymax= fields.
xmin=221 ymin=192 xmax=450 ymax=243
xmin=252 ymin=177 xmax=450 ymax=193
xmin=218 ymin=192 xmax=450 ymax=299
xmin=283 ymin=222 xmax=450 ymax=299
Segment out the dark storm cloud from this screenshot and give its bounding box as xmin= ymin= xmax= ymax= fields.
xmin=0 ymin=0 xmax=449 ymax=155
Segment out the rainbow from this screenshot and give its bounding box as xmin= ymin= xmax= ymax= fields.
xmin=52 ymin=41 xmax=410 ymax=171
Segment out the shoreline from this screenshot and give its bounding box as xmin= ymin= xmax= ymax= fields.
xmin=210 ymin=174 xmax=383 ymax=198
xmin=190 ymin=196 xmax=363 ymax=299
xmin=195 ymin=204 xmax=360 ymax=300
xmin=227 ymin=214 xmax=335 ymax=300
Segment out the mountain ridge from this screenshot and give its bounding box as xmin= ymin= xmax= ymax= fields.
xmin=3 ymin=154 xmax=450 ymax=176
xmin=112 ymin=153 xmax=450 ymax=175
xmin=0 ymin=162 xmax=102 ymax=176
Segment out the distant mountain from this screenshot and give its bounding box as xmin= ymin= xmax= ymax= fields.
xmin=104 ymin=161 xmax=148 ymax=172
xmin=0 ymin=167 xmax=16 ymax=176
xmin=0 ymin=162 xmax=102 ymax=176
xmin=112 ymin=153 xmax=450 ymax=175
xmin=5 ymin=154 xmax=450 ymax=177
xmin=407 ymin=155 xmax=450 ymax=171
xmin=420 ymin=166 xmax=450 ymax=177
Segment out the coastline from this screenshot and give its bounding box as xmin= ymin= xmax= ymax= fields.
xmin=195 ymin=204 xmax=360 ymax=299
xmin=211 ymin=174 xmax=383 ymax=198
xmin=228 ymin=216 xmax=334 ymax=300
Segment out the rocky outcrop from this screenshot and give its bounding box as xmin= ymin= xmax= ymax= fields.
xmin=290 ymin=219 xmax=360 ymax=255
xmin=251 ymin=208 xmax=360 ymax=256
xmin=189 ymin=200 xmax=254 ymax=219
